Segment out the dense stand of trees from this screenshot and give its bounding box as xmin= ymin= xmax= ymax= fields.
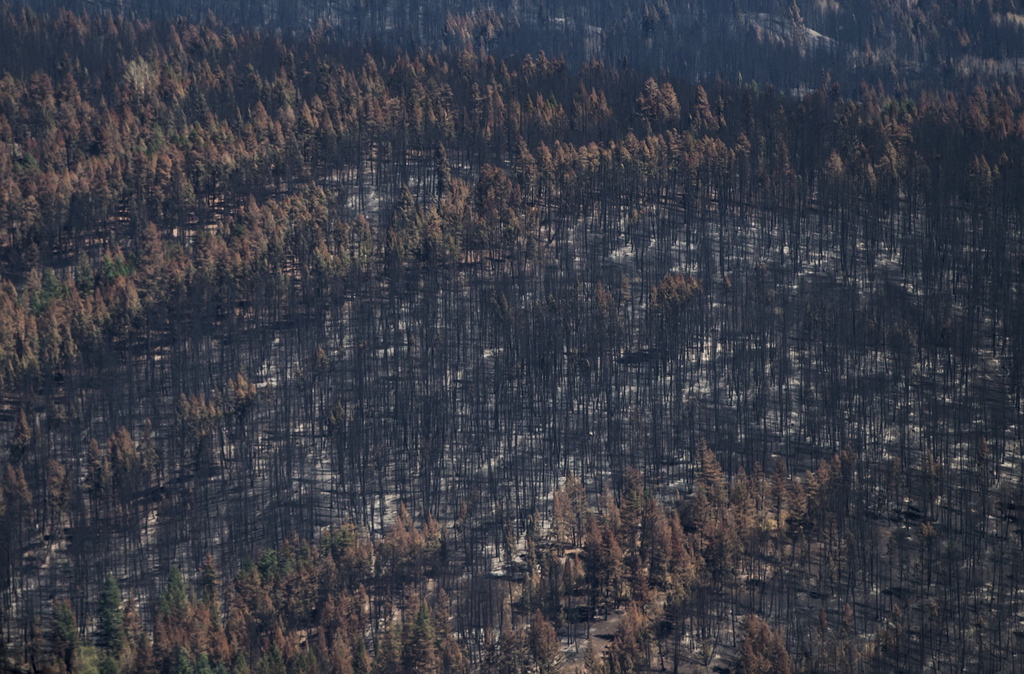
xmin=0 ymin=4 xmax=1023 ymax=672
xmin=7 ymin=0 xmax=1024 ymax=94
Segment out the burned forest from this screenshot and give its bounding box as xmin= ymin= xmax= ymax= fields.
xmin=1 ymin=1 xmax=1024 ymax=672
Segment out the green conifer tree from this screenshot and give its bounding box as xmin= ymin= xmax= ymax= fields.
xmin=402 ymin=601 xmax=440 ymax=673
xmin=51 ymin=598 xmax=78 ymax=673
xmin=97 ymin=573 xmax=126 ymax=655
